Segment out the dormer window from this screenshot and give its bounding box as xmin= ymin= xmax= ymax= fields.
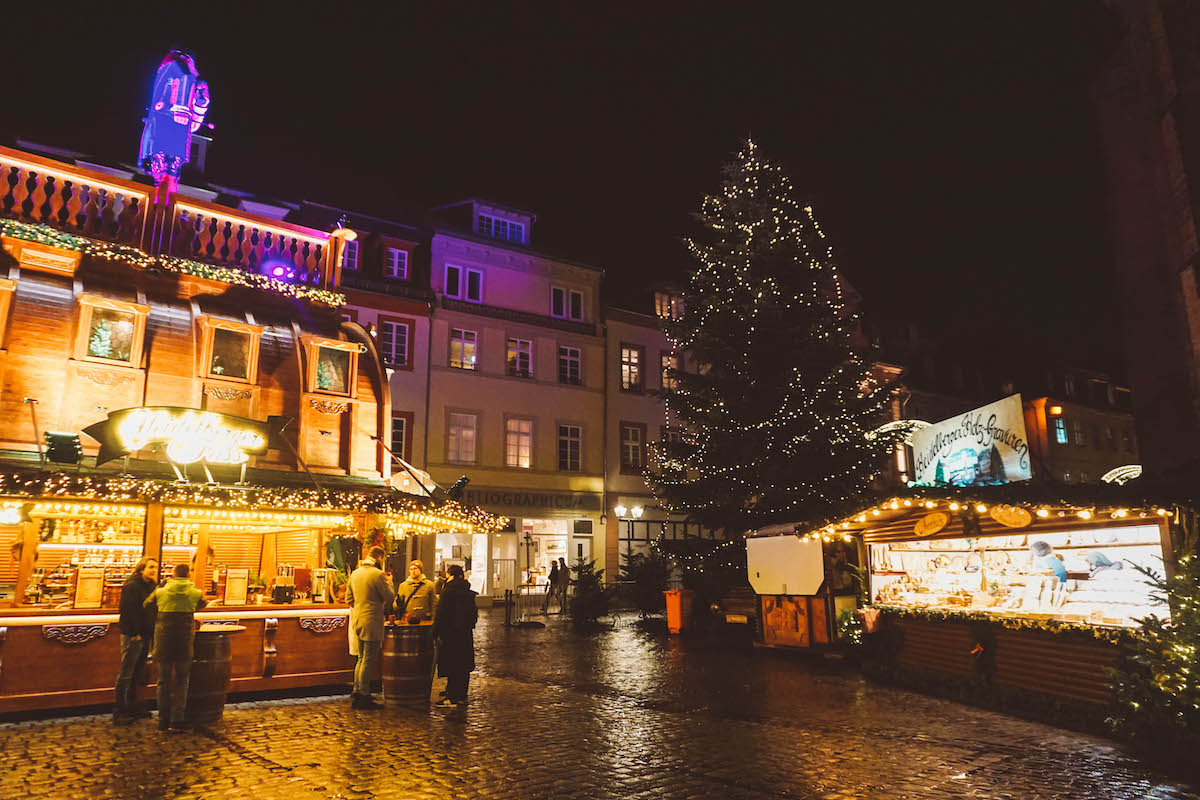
xmin=654 ymin=292 xmax=682 ymax=319
xmin=385 ymin=248 xmax=408 ymax=279
xmin=341 ymin=240 xmax=359 ymax=271
xmin=478 ymin=213 xmax=525 ymax=244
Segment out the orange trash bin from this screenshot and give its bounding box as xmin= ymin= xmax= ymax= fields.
xmin=664 ymin=589 xmax=695 ymax=634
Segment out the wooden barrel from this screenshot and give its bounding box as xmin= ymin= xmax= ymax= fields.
xmin=186 ymin=627 xmax=239 ymax=725
xmin=382 ymin=623 xmax=434 ymax=707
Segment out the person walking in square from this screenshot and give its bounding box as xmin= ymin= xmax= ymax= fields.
xmin=555 ymin=557 xmax=571 ymax=613
xmin=347 ymin=546 xmax=395 ymax=709
xmin=433 ymin=564 xmax=477 ymax=707
xmin=113 ymin=557 xmax=158 ymax=725
xmin=542 ymin=559 xmax=559 ymax=613
xmin=144 ymin=563 xmax=206 ymax=732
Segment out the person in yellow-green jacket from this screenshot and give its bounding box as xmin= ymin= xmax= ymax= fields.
xmin=144 ymin=563 xmax=207 ymax=732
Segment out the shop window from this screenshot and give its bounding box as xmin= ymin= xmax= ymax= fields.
xmin=661 ymin=351 xmax=680 ymax=391
xmin=378 ymin=317 xmax=413 ymax=369
xmin=74 ymin=294 xmax=149 ymax=367
xmin=450 ymin=328 xmax=477 ymax=370
xmin=558 ymin=424 xmax=581 ymax=472
xmin=558 ymin=345 xmax=581 ymax=385
xmin=385 ymin=248 xmax=409 ymax=279
xmin=198 ymin=317 xmax=262 ymax=384
xmin=302 ymin=336 xmax=359 ymax=398
xmin=1053 ymin=418 xmax=1068 ymax=445
xmin=620 ymin=422 xmax=646 ymax=473
xmin=505 ymin=417 xmax=533 ymax=468
xmin=620 ymin=344 xmax=643 ymax=392
xmin=551 ymin=286 xmax=584 ymax=321
xmin=448 ymin=412 xmax=477 ymax=463
xmin=506 ymin=338 xmax=533 ymax=378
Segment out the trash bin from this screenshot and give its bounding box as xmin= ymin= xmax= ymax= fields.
xmin=664 ymin=589 xmax=695 ymax=634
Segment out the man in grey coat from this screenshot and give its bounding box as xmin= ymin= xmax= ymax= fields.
xmin=346 ymin=546 xmax=395 ymax=709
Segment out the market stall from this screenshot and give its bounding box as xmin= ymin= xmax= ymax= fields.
xmin=799 ymin=489 xmax=1176 ymax=706
xmin=0 ymin=471 xmax=503 ymax=715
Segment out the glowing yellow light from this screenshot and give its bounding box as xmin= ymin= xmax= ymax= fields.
xmin=1078 ymin=510 xmax=1092 ymax=520
xmin=949 ymin=502 xmax=960 ymax=511
xmin=975 ymin=504 xmax=987 ymax=513
xmin=1036 ymin=509 xmax=1049 ymax=518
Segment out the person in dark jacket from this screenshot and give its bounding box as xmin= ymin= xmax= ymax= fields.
xmin=433 ymin=564 xmax=477 ymax=707
xmin=113 ymin=557 xmax=158 ymax=724
xmin=144 ymin=563 xmax=207 ymax=732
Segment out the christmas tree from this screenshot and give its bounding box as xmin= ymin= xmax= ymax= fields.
xmin=648 ymin=140 xmax=904 ymax=533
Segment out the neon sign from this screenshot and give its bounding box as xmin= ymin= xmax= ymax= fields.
xmin=84 ymin=407 xmax=278 ymax=467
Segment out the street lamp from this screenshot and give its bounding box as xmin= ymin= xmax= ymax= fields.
xmin=631 ymin=506 xmax=644 ymax=519
xmin=614 ymin=504 xmax=628 ymax=518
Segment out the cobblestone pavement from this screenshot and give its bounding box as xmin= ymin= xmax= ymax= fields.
xmin=1 ymin=610 xmax=1197 ymax=800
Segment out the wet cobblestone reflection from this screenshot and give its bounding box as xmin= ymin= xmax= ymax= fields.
xmin=0 ymin=611 xmax=1196 ymax=799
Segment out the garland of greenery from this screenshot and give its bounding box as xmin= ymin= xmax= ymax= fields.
xmin=873 ymin=604 xmax=1134 ymax=644
xmin=0 ymin=219 xmax=346 ymax=307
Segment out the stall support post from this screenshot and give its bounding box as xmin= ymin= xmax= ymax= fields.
xmin=144 ymin=503 xmax=164 ymax=567
xmin=194 ymin=524 xmax=212 ymax=594
xmin=260 ymin=532 xmax=278 ymax=588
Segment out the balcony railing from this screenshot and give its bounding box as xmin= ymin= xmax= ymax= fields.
xmin=0 ymin=149 xmax=148 ymax=246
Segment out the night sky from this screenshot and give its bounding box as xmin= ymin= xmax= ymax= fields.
xmin=1 ymin=3 xmax=1118 ymax=376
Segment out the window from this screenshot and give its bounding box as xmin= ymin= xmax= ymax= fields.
xmin=447 ymin=413 xmax=477 ymax=463
xmin=551 ymin=287 xmax=584 ymax=321
xmin=505 ymin=418 xmax=533 ymax=468
xmin=450 ymin=329 xmax=477 ymax=370
xmin=445 ymin=265 xmax=483 ymax=303
xmin=341 ymin=240 xmax=358 ymax=271
xmin=341 ymin=309 xmax=358 ymax=323
xmin=1070 ymin=419 xmax=1086 ymax=446
xmin=378 ymin=319 xmax=411 ymax=368
xmin=1063 ymin=374 xmax=1075 ymax=397
xmin=302 ymin=336 xmax=359 ymax=397
xmin=1053 ymin=418 xmax=1068 ymax=445
xmin=620 ymin=345 xmax=644 ymax=392
xmin=385 ymin=248 xmax=408 ymax=279
xmin=210 ymin=328 xmax=250 ymax=379
xmin=1104 ymin=424 xmax=1116 ymax=450
xmin=558 ymin=424 xmax=581 ymax=471
xmin=478 ymin=213 xmax=525 ymax=244
xmin=506 ymin=338 xmax=533 ymax=378
xmin=198 ymin=317 xmax=261 ymax=384
xmin=654 ymin=292 xmax=681 ymax=319
xmin=558 ymin=346 xmax=581 ymax=385
xmin=620 ymin=423 xmax=646 ymax=473
xmin=75 ymin=295 xmax=149 ymax=367
xmin=661 ymin=352 xmax=680 ymax=391
xmin=391 ymin=415 xmax=408 ymax=462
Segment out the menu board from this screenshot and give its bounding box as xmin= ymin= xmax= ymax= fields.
xmin=869 ymin=524 xmax=1167 ymax=627
xmin=73 ymin=567 xmax=106 ymax=609
xmin=224 ymin=568 xmax=249 ymax=606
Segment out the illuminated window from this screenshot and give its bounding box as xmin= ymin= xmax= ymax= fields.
xmin=551 ymin=287 xmax=584 ymax=321
xmin=341 ymin=240 xmax=359 ymax=271
xmin=558 ymin=424 xmax=581 ymax=472
xmin=1054 ymin=418 xmax=1068 ymax=445
xmin=661 ymin=352 xmax=680 ymax=391
xmin=75 ymin=295 xmax=149 ymax=367
xmin=505 ymin=418 xmax=533 ymax=468
xmin=620 ymin=345 xmax=643 ymax=392
xmin=378 ymin=319 xmax=412 ymax=368
xmin=478 ymin=214 xmax=525 ymax=244
xmin=654 ymin=292 xmax=682 ymax=319
xmin=445 ymin=264 xmax=483 ymax=303
xmin=558 ymin=346 xmax=581 ymax=385
xmin=302 ymin=336 xmax=359 ymax=397
xmin=448 ymin=413 xmax=477 ymax=463
xmin=620 ymin=422 xmax=646 ymax=473
xmin=198 ymin=317 xmax=262 ymax=384
xmin=385 ymin=248 xmax=408 ymax=279
xmin=450 ymin=329 xmax=477 ymax=370
xmin=506 ymin=338 xmax=532 ymax=378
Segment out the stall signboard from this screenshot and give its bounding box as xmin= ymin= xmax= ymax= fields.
xmin=84 ymin=406 xmax=280 ymax=466
xmin=910 ymin=394 xmax=1032 ymax=486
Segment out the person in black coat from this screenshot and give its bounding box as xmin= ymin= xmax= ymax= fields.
xmin=113 ymin=557 xmax=158 ymax=724
xmin=432 ymin=564 xmax=477 ymax=707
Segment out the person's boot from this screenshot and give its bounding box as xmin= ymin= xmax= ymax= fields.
xmin=157 ymin=712 xmax=170 ymax=732
xmin=350 ymin=693 xmax=363 ymax=708
xmin=357 ymin=694 xmax=382 ymax=710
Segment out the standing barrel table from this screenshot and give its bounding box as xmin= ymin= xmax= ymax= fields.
xmin=382 ymin=622 xmax=435 ymax=707
xmin=187 ymin=624 xmax=246 ymax=725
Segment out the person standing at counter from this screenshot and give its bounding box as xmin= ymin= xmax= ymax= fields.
xmin=1029 ymin=540 xmax=1068 ymax=583
xmin=396 ymin=560 xmax=435 ymax=622
xmin=433 ymin=564 xmax=477 ymax=708
xmin=113 ymin=557 xmax=158 ymax=725
xmin=144 ymin=563 xmax=207 ymax=732
xmin=347 ymin=546 xmax=395 ymax=709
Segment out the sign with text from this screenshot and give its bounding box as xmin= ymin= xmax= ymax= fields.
xmin=463 ymin=487 xmax=603 ymax=512
xmin=909 ymin=394 xmax=1032 ymax=487
xmin=84 ymin=407 xmax=278 ymax=467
